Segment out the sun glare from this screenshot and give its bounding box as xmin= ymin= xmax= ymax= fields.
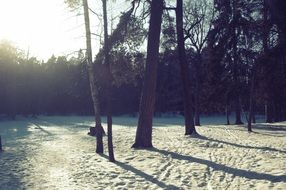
xmin=0 ymin=0 xmax=85 ymax=60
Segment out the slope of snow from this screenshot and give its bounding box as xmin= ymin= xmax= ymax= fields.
xmin=0 ymin=116 xmax=285 ymax=189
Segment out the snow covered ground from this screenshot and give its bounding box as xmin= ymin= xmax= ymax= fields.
xmin=0 ymin=115 xmax=285 ymax=190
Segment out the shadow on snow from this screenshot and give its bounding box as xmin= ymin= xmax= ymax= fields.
xmin=196 ymin=135 xmax=286 ymax=154
xmin=149 ymin=148 xmax=286 ymax=183
xmin=100 ymin=154 xmax=180 ymax=190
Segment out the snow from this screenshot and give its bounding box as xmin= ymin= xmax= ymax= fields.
xmin=0 ymin=116 xmax=285 ymax=189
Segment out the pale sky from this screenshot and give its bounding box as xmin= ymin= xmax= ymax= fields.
xmin=0 ymin=0 xmax=127 ymax=61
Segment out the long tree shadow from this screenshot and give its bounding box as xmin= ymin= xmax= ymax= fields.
xmin=150 ymin=148 xmax=286 ymax=183
xmin=196 ymin=135 xmax=286 ymax=154
xmin=253 ymin=123 xmax=286 ymax=132
xmin=251 ymin=131 xmax=285 ymax=138
xmin=29 ymin=122 xmax=54 ymax=136
xmin=33 ymin=119 xmax=80 ymax=128
xmin=100 ymin=154 xmax=180 ymax=190
xmin=202 ymin=123 xmax=286 ymax=134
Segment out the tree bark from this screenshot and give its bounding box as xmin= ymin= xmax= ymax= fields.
xmin=262 ymin=0 xmax=273 ymax=124
xmin=176 ymin=0 xmax=197 ymax=135
xmin=248 ymin=0 xmax=269 ymax=131
xmin=0 ymin=136 xmax=2 ymax=152
xmin=226 ymin=106 xmax=230 ymax=125
xmin=83 ymin=0 xmax=103 ymax=153
xmin=233 ymin=46 xmax=243 ymax=125
xmin=233 ymin=38 xmax=243 ymax=122
xmin=226 ymin=94 xmax=230 ymax=125
xmin=231 ymin=0 xmax=243 ymax=125
xmin=252 ymin=110 xmax=256 ymax=123
xmin=194 ymin=53 xmax=202 ymax=126
xmin=132 ymin=0 xmax=164 ymax=148
xmin=102 ymin=0 xmax=115 ymax=162
xmin=234 ymin=95 xmax=243 ymax=124
xmin=247 ymin=72 xmax=255 ymax=132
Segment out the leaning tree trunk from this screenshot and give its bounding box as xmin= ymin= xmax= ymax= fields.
xmin=176 ymin=0 xmax=197 ymax=135
xmin=132 ymin=0 xmax=164 ymax=148
xmin=83 ymin=0 xmax=104 ymax=153
xmin=102 ymin=0 xmax=115 ymax=162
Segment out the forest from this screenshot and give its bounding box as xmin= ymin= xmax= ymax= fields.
xmin=0 ymin=0 xmax=286 ymax=189
xmin=1 ymin=0 xmax=285 ymax=122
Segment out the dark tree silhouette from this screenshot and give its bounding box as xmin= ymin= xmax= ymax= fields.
xmin=132 ymin=0 xmax=164 ymax=148
xmin=102 ymin=0 xmax=115 ymax=162
xmin=0 ymin=136 xmax=2 ymax=151
xmin=176 ymin=0 xmax=197 ymax=135
xmin=184 ymin=0 xmax=214 ymax=126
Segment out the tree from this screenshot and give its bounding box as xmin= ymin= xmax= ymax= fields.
xmin=132 ymin=0 xmax=164 ymax=148
xmin=184 ymin=0 xmax=214 ymax=126
xmin=264 ymin=0 xmax=286 ymax=122
xmin=83 ymin=0 xmax=104 ymax=153
xmin=247 ymin=0 xmax=267 ymax=132
xmin=208 ymin=0 xmax=256 ymax=125
xmin=0 ymin=40 xmax=24 ymax=119
xmin=230 ymin=0 xmax=243 ymax=125
xmin=102 ymin=0 xmax=115 ymax=162
xmin=176 ymin=0 xmax=197 ymax=135
xmin=0 ymin=136 xmax=2 ymax=151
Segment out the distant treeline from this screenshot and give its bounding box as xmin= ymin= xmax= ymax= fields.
xmin=0 ymin=43 xmax=286 ymax=118
xmin=0 ymin=44 xmax=143 ymax=117
xmin=1 ymin=0 xmax=286 ymax=124
xmin=1 ymin=40 xmax=285 ymax=121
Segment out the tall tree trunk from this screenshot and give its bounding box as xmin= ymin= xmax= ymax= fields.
xmin=0 ymin=136 xmax=2 ymax=152
xmin=233 ymin=50 xmax=243 ymax=125
xmin=246 ymin=47 xmax=255 ymax=132
xmin=132 ymin=0 xmax=164 ymax=148
xmin=226 ymin=93 xmax=230 ymax=125
xmin=232 ymin=0 xmax=243 ymax=125
xmin=176 ymin=0 xmax=197 ymax=135
xmin=226 ymin=106 xmax=230 ymax=125
xmin=248 ymin=0 xmax=269 ymax=131
xmin=194 ymin=53 xmax=202 ymax=126
xmin=247 ymin=72 xmax=255 ymax=132
xmin=102 ymin=0 xmax=115 ymax=162
xmin=252 ymin=107 xmax=256 ymax=123
xmin=248 ymin=79 xmax=256 ymax=126
xmin=263 ymin=0 xmax=273 ymax=124
xmin=83 ymin=0 xmax=104 ymax=153
xmin=234 ymin=91 xmax=243 ymax=124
